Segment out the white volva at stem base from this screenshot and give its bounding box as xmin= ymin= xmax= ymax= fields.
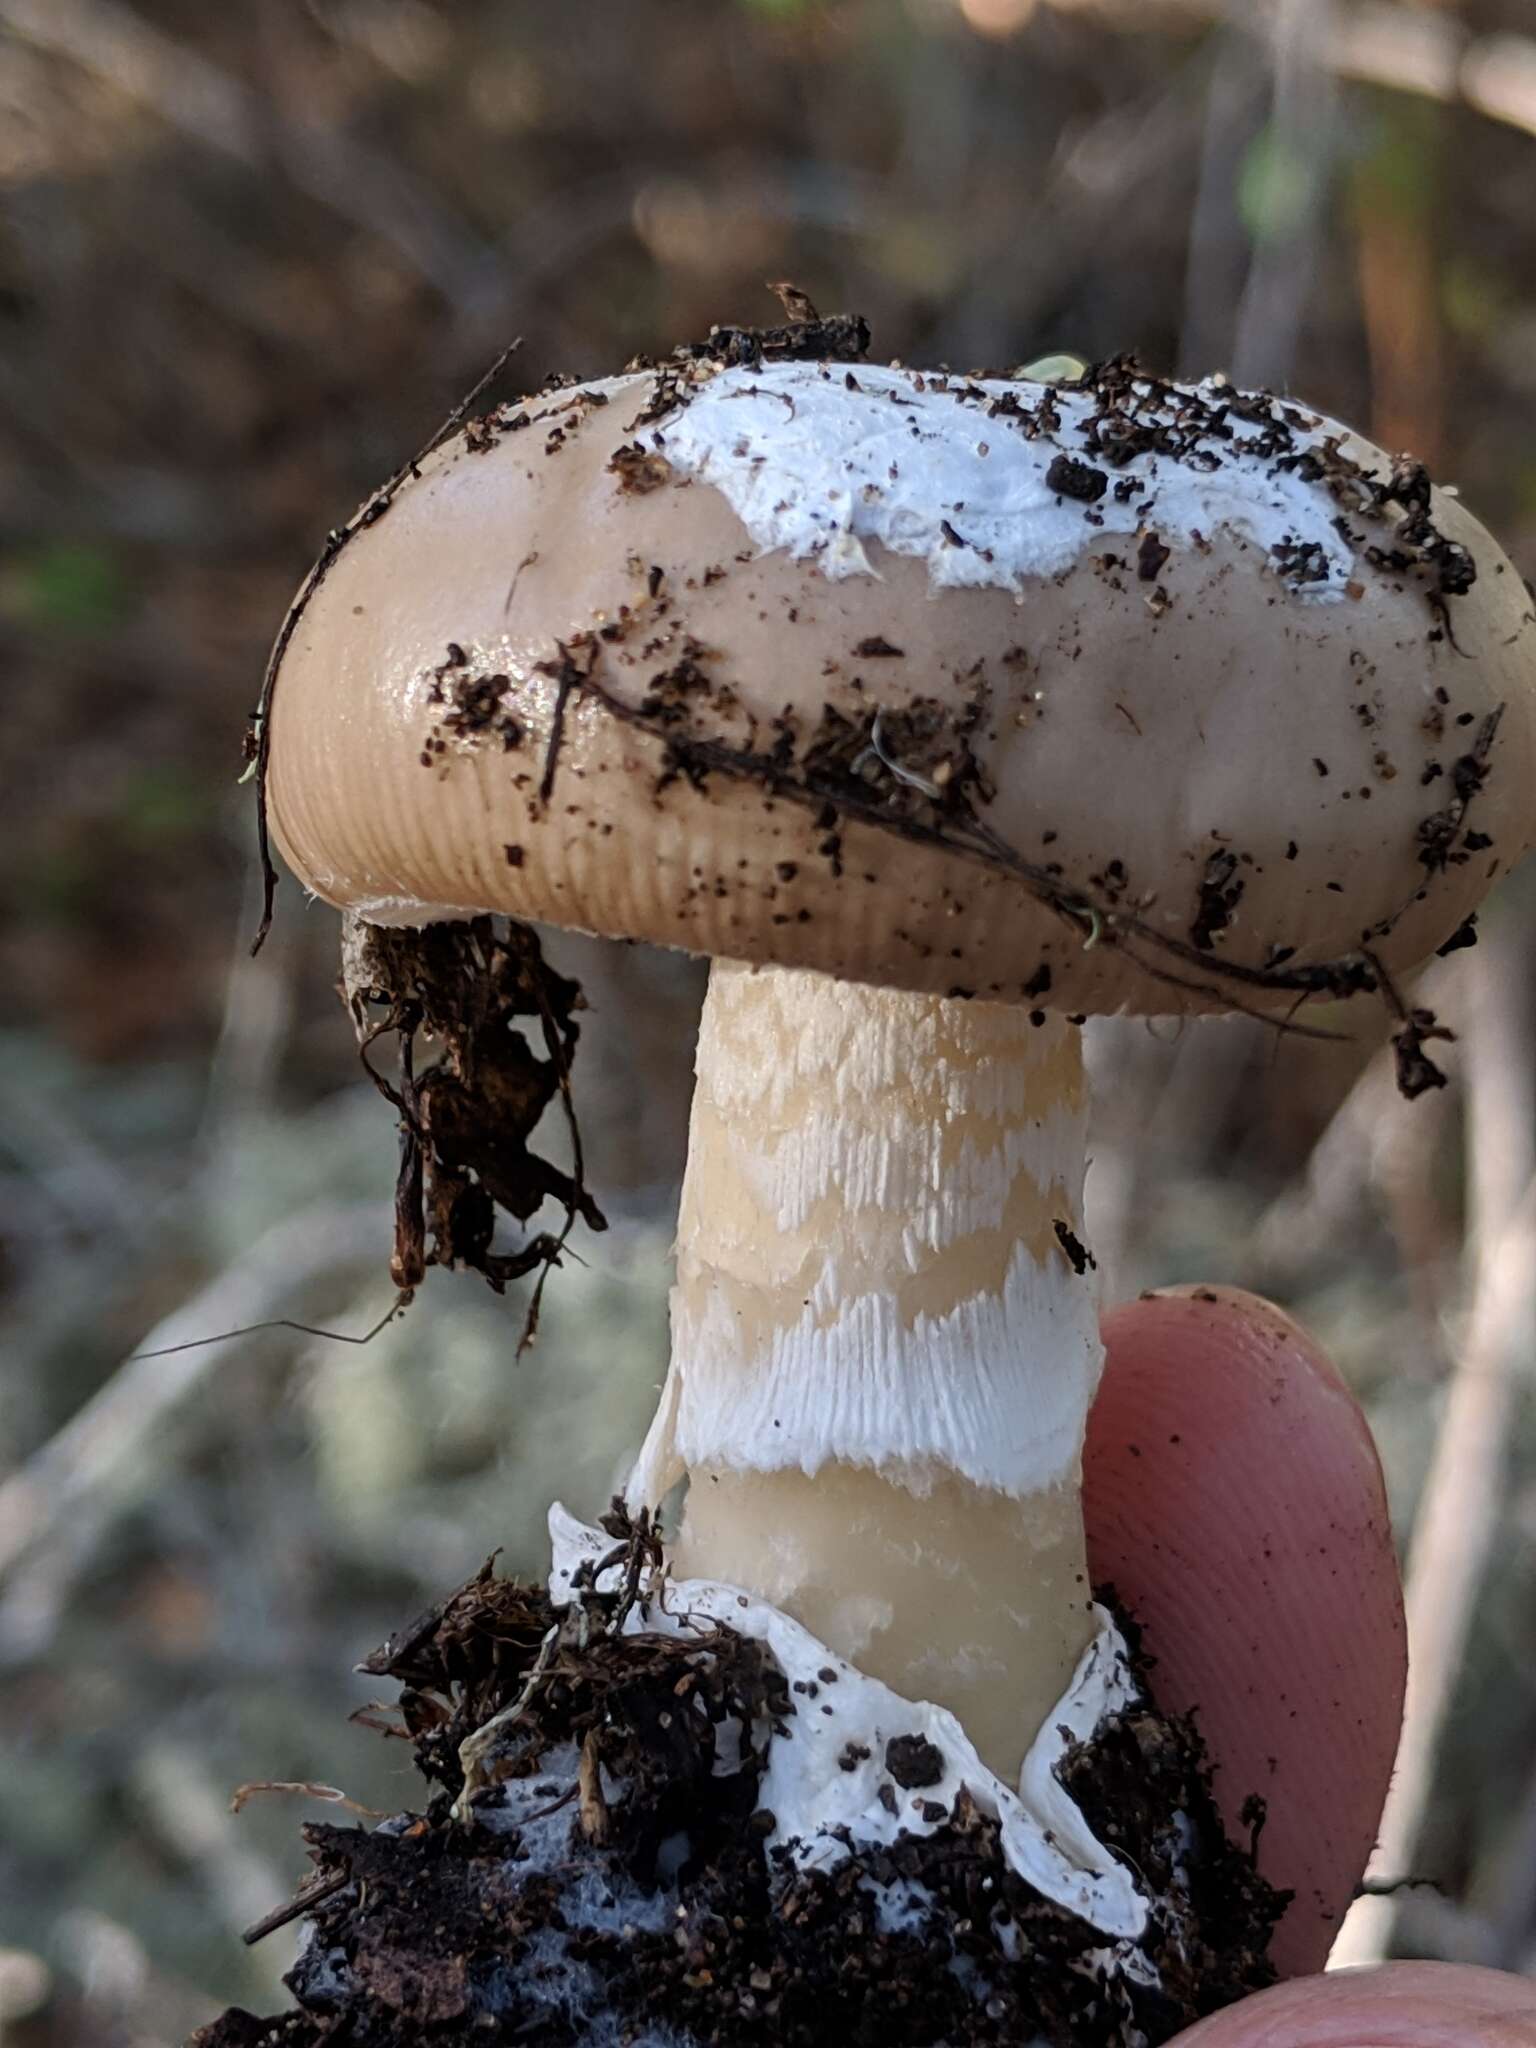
xmin=551 ymin=1504 xmax=1150 ymax=1947
xmin=628 ymin=961 xmax=1106 ymax=1781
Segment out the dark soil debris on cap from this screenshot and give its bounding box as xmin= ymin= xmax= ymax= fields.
xmin=424 ymin=646 xmax=526 ymax=756
xmin=1190 ymin=848 xmax=1246 ymax=952
xmin=1049 ymin=355 xmax=1479 ymax=613
xmin=622 ymin=287 xmax=870 ymax=431
xmin=636 ymin=637 xmax=741 ymax=730
xmin=607 ymin=441 xmax=675 ymax=494
xmin=1045 ymin=453 xmax=1109 ymax=504
xmin=190 ymin=1519 xmax=1283 ymax=2048
xmin=1136 ymin=531 xmax=1171 ymax=582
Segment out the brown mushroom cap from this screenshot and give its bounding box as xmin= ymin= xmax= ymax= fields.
xmin=267 ymin=359 xmax=1535 ymax=1014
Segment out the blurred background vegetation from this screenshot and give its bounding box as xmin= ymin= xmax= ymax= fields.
xmin=1 ymin=0 xmax=1534 ymax=2038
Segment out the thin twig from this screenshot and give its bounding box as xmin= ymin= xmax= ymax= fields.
xmin=0 ymin=1203 xmax=387 ymax=1613
xmin=127 ymin=1292 xmax=408 ymax=1362
xmin=518 ymin=951 xmax=590 ymax=1355
xmin=242 ymin=1874 xmax=350 ymax=1949
xmin=1333 ymin=922 xmax=1536 ymax=1965
xmin=538 ymin=653 xmax=578 ymax=807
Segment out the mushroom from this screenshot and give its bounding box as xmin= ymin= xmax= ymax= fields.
xmin=264 ymin=344 xmax=1535 ymax=1797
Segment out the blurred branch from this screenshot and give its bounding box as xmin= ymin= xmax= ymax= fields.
xmin=1353 ymin=105 xmax=1447 ymax=469
xmin=1180 ymin=12 xmax=1263 ymax=378
xmin=1086 ymin=1013 xmax=1254 ymax=1301
xmin=196 ymin=842 xmax=298 ymax=1153
xmin=943 ymin=50 xmax=1215 ymax=375
xmin=0 ymin=0 xmax=506 ymax=313
xmin=41 ymin=1910 xmax=220 ymax=2048
xmin=0 ymin=1069 xmax=150 ymax=1251
xmin=0 ymin=1200 xmax=387 ymax=1661
xmin=1230 ymin=0 xmax=1338 ymax=390
xmin=129 ymin=1742 xmax=294 ymax=1996
xmin=1078 ymin=1 xmax=1536 ymax=144
xmin=1390 ymin=1886 xmax=1499 ymax=1970
xmin=1253 ymin=959 xmax=1458 ymax=1326
xmin=1334 ymin=922 xmax=1536 ymax=1966
xmin=1488 ymin=1746 xmax=1536 ymax=1970
xmin=1333 ymin=12 xmax=1536 ymax=145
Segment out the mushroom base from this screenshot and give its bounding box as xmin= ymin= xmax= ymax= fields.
xmin=192 ymin=1518 xmax=1284 ymax=2048
xmin=674 ymin=1462 xmax=1096 ymax=1786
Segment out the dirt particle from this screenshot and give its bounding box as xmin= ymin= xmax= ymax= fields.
xmin=607 ymin=442 xmax=675 ymax=493
xmin=1136 ymin=531 xmax=1170 ymax=581
xmin=1046 ymin=453 xmax=1109 ymax=503
xmin=884 ymin=1733 xmax=946 ymax=1789
xmin=1053 ymin=1220 xmax=1097 ymax=1276
xmin=1191 ymin=848 xmax=1244 ymax=951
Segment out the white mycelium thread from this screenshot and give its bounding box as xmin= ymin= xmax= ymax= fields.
xmin=549 ymin=1506 xmax=1151 ymax=1947
xmin=628 ymin=963 xmax=1102 ymax=1503
xmin=653 ymin=361 xmax=1359 ymax=596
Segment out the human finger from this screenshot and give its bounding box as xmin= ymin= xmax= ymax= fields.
xmin=1084 ymin=1285 xmax=1407 ymax=1978
xmin=1169 ymin=1960 xmax=1536 ymax=2044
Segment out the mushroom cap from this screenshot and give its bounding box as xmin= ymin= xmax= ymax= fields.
xmin=267 ymin=356 xmax=1536 ymax=1015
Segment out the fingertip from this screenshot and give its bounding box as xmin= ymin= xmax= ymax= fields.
xmin=1085 ymin=1287 xmax=1406 ymax=1979
xmin=1172 ymin=1962 xmax=1536 ymax=2043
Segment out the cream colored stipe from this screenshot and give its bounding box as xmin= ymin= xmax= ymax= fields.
xmin=625 ymin=961 xmax=1105 ymax=1770
xmin=629 ymin=960 xmax=1102 ymax=1500
xmin=673 ymin=1463 xmax=1096 ymax=1784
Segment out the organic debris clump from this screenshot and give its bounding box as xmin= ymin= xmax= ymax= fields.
xmin=340 ymin=914 xmax=606 ymax=1343
xmin=193 ymin=1513 xmax=1284 ymax=2048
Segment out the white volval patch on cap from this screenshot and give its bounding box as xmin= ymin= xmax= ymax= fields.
xmin=548 ymin=1505 xmax=1151 ymax=1946
xmin=654 ymin=361 xmax=1359 ymax=596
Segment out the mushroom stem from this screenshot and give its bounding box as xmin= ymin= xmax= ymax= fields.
xmin=627 ymin=959 xmax=1105 ymax=1780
